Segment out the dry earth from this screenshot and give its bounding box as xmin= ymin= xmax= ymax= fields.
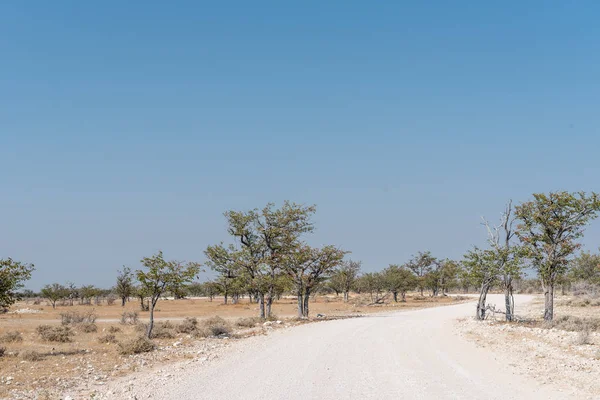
xmin=0 ymin=294 xmax=462 ymax=399
xmin=456 ymin=294 xmax=600 ymax=399
xmin=74 ymin=295 xmax=572 ymax=400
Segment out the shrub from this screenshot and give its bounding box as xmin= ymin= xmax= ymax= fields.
xmin=0 ymin=331 xmax=23 ymax=343
xmin=98 ymin=334 xmax=118 ymax=344
xmin=106 ymin=295 xmax=117 ymax=306
xmin=572 ymin=282 xmax=600 ymax=297
xmin=0 ymin=346 xmax=5 ymax=357
xmin=574 ymin=328 xmax=592 ymax=345
xmin=543 ymin=315 xmax=600 ymax=332
xmin=80 ymin=322 xmax=98 ymax=333
xmin=121 ymin=311 xmax=139 ymax=325
xmin=108 ymin=326 xmax=121 ymax=333
xmin=134 ymin=323 xmax=148 ymax=333
xmin=176 ymin=317 xmax=198 ymax=334
xmin=194 ymin=316 xmax=232 ymax=338
xmin=235 ymin=317 xmax=261 ymax=328
xmin=60 ymin=310 xmax=97 ymax=325
xmin=36 ymin=325 xmax=74 ymax=342
xmin=21 ymin=350 xmax=43 ymax=362
xmin=151 ymin=323 xmax=176 ymax=339
xmin=118 ymin=336 xmax=155 ymax=355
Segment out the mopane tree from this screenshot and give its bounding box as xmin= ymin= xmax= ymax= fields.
xmin=569 ymin=250 xmax=600 ymax=286
xmin=515 ymin=191 xmax=600 ymax=321
xmin=332 ymin=260 xmax=361 ymax=302
xmin=136 ymin=251 xmax=200 ymax=338
xmin=115 ymin=266 xmax=134 ymax=307
xmin=406 ymin=251 xmax=437 ymax=296
xmin=217 ymin=201 xmax=316 ymax=318
xmin=463 ymin=247 xmax=497 ymax=320
xmin=482 ymin=200 xmax=523 ymax=321
xmin=205 ymin=243 xmax=239 ymax=304
xmin=358 ymin=272 xmax=387 ymax=303
xmin=41 ymin=283 xmax=69 ymax=309
xmin=283 ymin=244 xmax=346 ymax=318
xmin=383 ymin=265 xmax=417 ymax=302
xmin=0 ymin=258 xmax=35 ymax=311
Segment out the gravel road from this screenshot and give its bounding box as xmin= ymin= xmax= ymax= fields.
xmin=106 ymin=295 xmax=567 ymax=400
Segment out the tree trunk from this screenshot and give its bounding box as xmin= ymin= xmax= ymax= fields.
xmin=297 ymin=290 xmax=304 ymax=318
xmin=504 ymin=282 xmax=514 ymax=322
xmin=476 ymin=282 xmax=491 ymax=320
xmin=401 ymin=291 xmax=406 ymax=302
xmin=266 ymin=295 xmax=273 ymax=318
xmin=121 ymin=297 xmax=126 ymax=307
xmin=392 ymin=291 xmax=398 ymax=302
xmin=146 ymin=299 xmax=157 ymax=338
xmin=303 ymin=288 xmax=310 ymax=318
xmin=543 ymin=282 xmax=554 ymax=321
xmin=258 ymin=293 xmax=266 ymax=319
xmin=343 ymin=291 xmax=349 ymax=302
xmin=223 ymin=291 xmax=228 ymax=305
xmin=420 ymin=287 xmax=423 ymax=296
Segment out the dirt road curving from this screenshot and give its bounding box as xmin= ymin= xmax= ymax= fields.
xmin=101 ymin=295 xmax=566 ymax=400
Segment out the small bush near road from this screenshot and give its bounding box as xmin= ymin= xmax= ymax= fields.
xmin=108 ymin=326 xmax=121 ymax=333
xmin=194 ymin=316 xmax=232 ymax=338
xmin=0 ymin=331 xmax=23 ymax=343
xmin=118 ymin=336 xmax=155 ymax=355
xmin=20 ymin=350 xmax=43 ymax=362
xmin=151 ymin=322 xmax=176 ymax=339
xmin=235 ymin=317 xmax=261 ymax=328
xmin=36 ymin=325 xmax=74 ymax=342
xmin=177 ymin=317 xmax=198 ymax=334
xmin=543 ymin=315 xmax=600 ymax=332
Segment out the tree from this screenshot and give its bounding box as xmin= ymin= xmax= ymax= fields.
xmin=357 ymin=272 xmax=387 ymax=303
xmin=79 ymin=285 xmax=100 ymax=305
xmin=334 ymin=260 xmax=361 ymax=302
xmin=482 ymin=200 xmax=523 ymax=321
xmin=283 ymin=244 xmax=346 ymax=318
xmin=205 ymin=244 xmax=239 ymax=304
xmin=382 ymin=265 xmax=417 ymax=302
xmin=569 ymin=250 xmax=600 ymax=285
xmin=406 ymin=251 xmax=437 ymax=296
xmin=463 ymin=247 xmax=497 ymax=320
xmin=41 ymin=283 xmax=69 ymax=309
xmin=136 ymin=251 xmax=200 ymax=338
xmin=115 ymin=266 xmax=134 ymax=307
xmin=515 ymin=191 xmax=600 ymax=321
xmin=215 ymin=201 xmax=316 ymax=318
xmin=0 ymin=258 xmax=34 ymax=311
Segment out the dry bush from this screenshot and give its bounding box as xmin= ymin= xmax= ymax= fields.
xmin=0 ymin=346 xmax=5 ymax=358
xmin=108 ymin=326 xmax=121 ymax=333
xmin=60 ymin=310 xmax=97 ymax=325
xmin=235 ymin=317 xmax=261 ymax=328
xmin=134 ymin=323 xmax=148 ymax=333
xmin=574 ymin=328 xmax=593 ymax=345
xmin=176 ymin=317 xmax=198 ymax=334
xmin=194 ymin=316 xmax=232 ymax=338
xmin=413 ymin=296 xmax=426 ymax=301
xmin=572 ymin=282 xmax=600 ymax=297
xmin=566 ymin=295 xmax=600 ymax=307
xmin=118 ymin=336 xmax=155 ymax=355
xmin=543 ymin=315 xmax=600 ymax=332
xmin=79 ymin=322 xmax=98 ymax=333
xmin=0 ymin=331 xmax=23 ymax=343
xmin=98 ymin=333 xmax=118 ymax=344
xmin=21 ymin=350 xmax=43 ymax=362
xmin=106 ymin=295 xmax=117 ymax=306
xmin=36 ymin=325 xmax=74 ymax=342
xmin=121 ymin=311 xmax=139 ymax=325
xmin=151 ymin=322 xmax=176 ymax=339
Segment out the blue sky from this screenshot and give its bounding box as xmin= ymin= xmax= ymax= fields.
xmin=1 ymin=2 xmax=599 ymax=290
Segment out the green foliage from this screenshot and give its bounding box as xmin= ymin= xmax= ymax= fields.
xmin=569 ymin=250 xmax=600 ymax=285
xmin=115 ymin=266 xmax=134 ymax=304
xmin=0 ymin=258 xmax=34 ymax=309
xmin=406 ymin=251 xmax=437 ymax=295
xmin=382 ymin=265 xmax=417 ymax=301
xmin=136 ymin=251 xmax=200 ymax=337
xmin=516 ymin=191 xmax=600 ymax=286
xmin=40 ymin=283 xmax=69 ymax=309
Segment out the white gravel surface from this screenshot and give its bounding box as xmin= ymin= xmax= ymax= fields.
xmin=93 ymin=295 xmax=569 ymax=400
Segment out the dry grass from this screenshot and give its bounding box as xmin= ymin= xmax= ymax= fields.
xmin=236 ymin=317 xmax=262 ymax=328
xmin=543 ymin=315 xmax=600 ymax=332
xmin=36 ymin=325 xmax=74 ymax=342
xmin=98 ymin=333 xmax=118 ymax=344
xmin=0 ymin=331 xmax=23 ymax=343
xmin=176 ymin=317 xmax=198 ymax=333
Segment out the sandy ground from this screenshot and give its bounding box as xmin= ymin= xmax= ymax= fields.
xmin=88 ymin=295 xmax=569 ymax=400
xmin=0 ymin=294 xmax=463 ymax=399
xmin=456 ymin=295 xmax=600 ymax=400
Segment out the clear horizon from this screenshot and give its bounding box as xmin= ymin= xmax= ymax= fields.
xmin=2 ymin=2 xmax=599 ymax=290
